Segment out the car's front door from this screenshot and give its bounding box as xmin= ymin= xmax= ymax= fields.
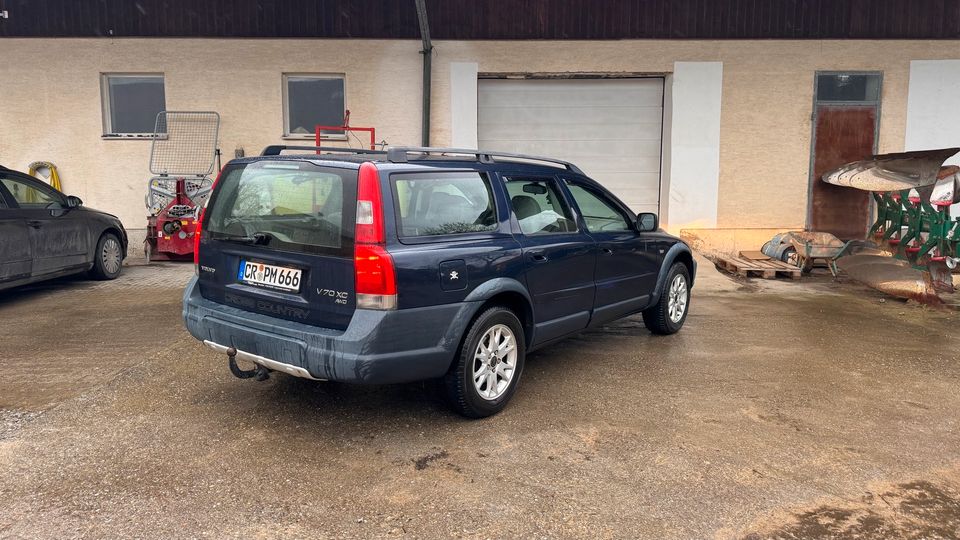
xmin=0 ymin=172 xmax=90 ymax=276
xmin=503 ymin=175 xmax=596 ymax=346
xmin=0 ymin=183 xmax=33 ymax=283
xmin=562 ymin=178 xmax=660 ymax=325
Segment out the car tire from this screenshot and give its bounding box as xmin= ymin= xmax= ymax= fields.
xmin=89 ymin=232 xmax=123 ymax=280
xmin=443 ymin=306 xmax=525 ymax=418
xmin=642 ymin=262 xmax=690 ymax=335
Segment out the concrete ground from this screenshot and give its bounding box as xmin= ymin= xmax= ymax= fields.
xmin=1 ymin=259 xmax=960 ymax=539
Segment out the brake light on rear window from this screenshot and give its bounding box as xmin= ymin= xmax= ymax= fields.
xmin=193 ymin=170 xmax=221 ymax=271
xmin=354 ymin=162 xmax=396 ymax=310
xmin=193 ymin=208 xmax=204 ymax=269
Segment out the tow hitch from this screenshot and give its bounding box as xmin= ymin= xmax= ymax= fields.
xmin=202 ymin=340 xmax=324 ymax=381
xmin=226 ymin=346 xmax=271 ymax=381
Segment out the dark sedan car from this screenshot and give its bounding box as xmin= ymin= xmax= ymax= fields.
xmin=0 ymin=165 xmax=127 ymax=291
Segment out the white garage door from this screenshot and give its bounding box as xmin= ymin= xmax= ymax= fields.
xmin=478 ymin=78 xmax=664 ymax=214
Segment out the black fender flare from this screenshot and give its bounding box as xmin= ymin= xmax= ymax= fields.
xmin=462 ymin=277 xmax=536 ymax=343
xmin=650 ymin=243 xmax=696 ymax=305
xmin=464 ymin=276 xmax=533 ymax=306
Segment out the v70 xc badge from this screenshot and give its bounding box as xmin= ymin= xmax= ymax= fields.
xmin=317 ymin=288 xmax=349 ymax=305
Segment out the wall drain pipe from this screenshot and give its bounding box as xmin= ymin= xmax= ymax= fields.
xmin=415 ymin=0 xmax=433 ymax=146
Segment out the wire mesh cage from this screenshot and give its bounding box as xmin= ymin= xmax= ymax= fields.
xmin=149 ymin=111 xmax=220 ymax=176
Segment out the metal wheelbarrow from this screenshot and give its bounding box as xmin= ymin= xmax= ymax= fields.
xmin=762 ymin=231 xmax=869 ymax=276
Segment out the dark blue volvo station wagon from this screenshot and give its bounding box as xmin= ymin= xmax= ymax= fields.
xmin=183 ymin=146 xmax=695 ymax=417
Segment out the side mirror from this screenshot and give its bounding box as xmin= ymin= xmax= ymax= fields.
xmin=66 ymin=195 xmax=83 ymax=208
xmin=636 ymin=212 xmax=658 ymax=232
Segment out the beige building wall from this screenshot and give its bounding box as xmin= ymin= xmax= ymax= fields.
xmin=0 ymin=38 xmax=423 ymax=243
xmin=2 ymin=38 xmax=959 ymax=242
xmin=431 ymin=39 xmax=960 ymax=230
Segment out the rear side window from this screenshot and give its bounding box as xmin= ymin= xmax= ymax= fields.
xmin=393 ymin=172 xmax=497 ymax=237
xmin=505 ymin=177 xmax=577 ymax=234
xmin=204 ymin=161 xmax=357 ymax=256
xmin=1 ymin=175 xmax=61 ymax=208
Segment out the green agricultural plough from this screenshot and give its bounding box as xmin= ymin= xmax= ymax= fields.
xmin=824 ymin=148 xmax=960 ymax=302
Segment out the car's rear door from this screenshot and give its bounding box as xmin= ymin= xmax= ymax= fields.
xmin=0 ymin=182 xmax=33 ymax=284
xmin=386 ymin=167 xmax=517 ymax=307
xmin=0 ymin=172 xmax=89 ymax=277
xmin=562 ymin=177 xmax=658 ymax=325
xmin=197 ymin=160 xmax=358 ymax=331
xmin=503 ymin=175 xmax=596 ymax=345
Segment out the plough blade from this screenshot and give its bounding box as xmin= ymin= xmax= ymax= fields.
xmin=836 ymin=254 xmax=943 ymax=305
xmin=931 ymin=165 xmax=960 ymax=206
xmin=822 ymin=147 xmax=959 ymax=192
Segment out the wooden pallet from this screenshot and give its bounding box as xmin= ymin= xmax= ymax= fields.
xmin=714 ymin=254 xmax=801 ymax=280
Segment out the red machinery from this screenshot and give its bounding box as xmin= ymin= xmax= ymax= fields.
xmin=144 ymin=111 xmax=220 ymax=261
xmin=315 ymin=110 xmax=379 ymax=151
xmin=145 ymin=177 xmax=210 ymax=260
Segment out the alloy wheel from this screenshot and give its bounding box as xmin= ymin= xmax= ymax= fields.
xmin=667 ymin=274 xmax=688 ymax=323
xmin=472 ymin=324 xmax=518 ymax=401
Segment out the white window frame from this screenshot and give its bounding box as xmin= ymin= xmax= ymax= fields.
xmin=100 ymin=73 xmax=166 ymax=138
xmin=281 ymin=73 xmax=347 ymax=140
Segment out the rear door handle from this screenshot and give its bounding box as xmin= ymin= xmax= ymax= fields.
xmin=600 ymin=247 xmax=614 ymax=255
xmin=26 ymin=220 xmax=42 ymax=228
xmin=529 ymin=251 xmax=548 ymax=262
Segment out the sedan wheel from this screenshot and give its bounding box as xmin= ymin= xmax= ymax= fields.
xmin=89 ymin=232 xmax=123 ymax=280
xmin=102 ymin=236 xmax=122 ymax=275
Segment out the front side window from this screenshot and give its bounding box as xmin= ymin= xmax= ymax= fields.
xmin=564 ymin=182 xmax=631 ymax=233
xmin=204 ymin=161 xmax=356 ymax=255
xmin=393 ymin=172 xmax=497 ymax=237
xmin=0 ymin=175 xmax=61 ymax=208
xmin=505 ymin=177 xmax=576 ymax=235
xmin=101 ymin=74 xmax=166 ymax=136
xmin=283 ymin=74 xmax=346 ymax=138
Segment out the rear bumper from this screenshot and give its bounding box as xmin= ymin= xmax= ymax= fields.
xmin=203 ymin=340 xmax=323 ymax=380
xmin=182 ymin=277 xmax=477 ymax=384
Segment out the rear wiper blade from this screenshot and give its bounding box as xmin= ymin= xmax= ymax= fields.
xmin=217 ymin=232 xmax=271 ymax=245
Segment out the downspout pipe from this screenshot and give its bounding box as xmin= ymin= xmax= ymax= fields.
xmin=415 ymin=0 xmax=432 ymax=146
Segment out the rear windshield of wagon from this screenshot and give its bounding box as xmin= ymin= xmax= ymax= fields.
xmin=204 ymin=160 xmax=358 ymax=257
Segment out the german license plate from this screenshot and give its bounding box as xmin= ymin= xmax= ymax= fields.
xmin=238 ymin=260 xmax=302 ymax=292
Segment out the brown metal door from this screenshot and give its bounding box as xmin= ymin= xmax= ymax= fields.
xmin=809 ymin=105 xmax=877 ymax=240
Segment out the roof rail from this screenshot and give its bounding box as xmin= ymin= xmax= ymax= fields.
xmin=385 ymin=146 xmax=584 ymax=175
xmin=260 ymin=145 xmax=388 ymax=156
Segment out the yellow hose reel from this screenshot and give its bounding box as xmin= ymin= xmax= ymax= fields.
xmin=28 ymin=161 xmax=63 ymax=191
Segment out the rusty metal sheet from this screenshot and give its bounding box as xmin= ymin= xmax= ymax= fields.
xmin=823 ymin=147 xmax=960 ymax=192
xmin=786 ymin=231 xmax=846 ymax=259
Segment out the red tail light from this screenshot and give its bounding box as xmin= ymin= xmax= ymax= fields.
xmin=355 ymin=244 xmax=397 ymax=293
xmin=355 ymin=162 xmax=386 ymax=244
xmin=354 ymin=162 xmax=396 ymax=310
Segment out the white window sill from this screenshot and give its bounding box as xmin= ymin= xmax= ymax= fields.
xmin=102 ymin=134 xmax=163 ymax=140
xmin=282 ymin=134 xmax=348 ymax=141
